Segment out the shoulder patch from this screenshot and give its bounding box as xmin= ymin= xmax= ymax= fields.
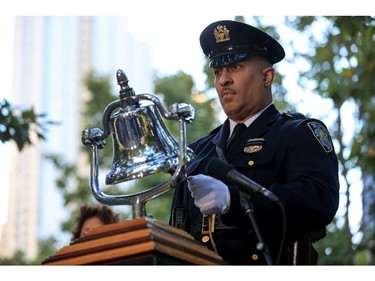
xmin=307 ymin=122 xmax=333 ymax=153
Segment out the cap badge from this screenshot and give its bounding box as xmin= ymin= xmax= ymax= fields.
xmin=214 ymin=24 xmax=230 ymax=43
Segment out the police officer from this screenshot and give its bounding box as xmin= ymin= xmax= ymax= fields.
xmin=170 ymin=20 xmax=339 ymax=265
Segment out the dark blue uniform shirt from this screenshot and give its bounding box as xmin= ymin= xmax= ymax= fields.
xmin=170 ymin=104 xmax=339 ymax=265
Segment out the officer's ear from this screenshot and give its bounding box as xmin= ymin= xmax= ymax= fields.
xmin=263 ymin=66 xmax=275 ymax=87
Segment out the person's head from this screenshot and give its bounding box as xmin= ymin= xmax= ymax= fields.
xmin=71 ymin=204 xmax=120 ymax=240
xmin=200 ymin=20 xmax=285 ymax=122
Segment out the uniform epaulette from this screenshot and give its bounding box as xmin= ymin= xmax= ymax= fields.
xmin=282 ymin=111 xmax=306 ymax=120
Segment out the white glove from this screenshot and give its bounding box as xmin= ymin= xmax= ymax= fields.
xmin=187 ymin=174 xmax=230 ymax=215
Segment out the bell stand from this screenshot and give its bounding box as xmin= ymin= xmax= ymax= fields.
xmin=81 ymin=69 xmax=195 ymax=219
xmin=43 ymin=70 xmax=225 ymax=265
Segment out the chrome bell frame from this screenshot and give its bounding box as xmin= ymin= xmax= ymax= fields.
xmin=82 ymin=69 xmax=195 ymax=218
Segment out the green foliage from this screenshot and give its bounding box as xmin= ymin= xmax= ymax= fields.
xmin=0 ymin=250 xmax=29 ymax=265
xmin=314 ymin=218 xmax=355 ymax=265
xmin=0 ymin=99 xmax=56 ymax=151
xmin=32 ymin=236 xmax=59 ymax=264
xmin=283 ymin=16 xmax=375 ymax=264
xmin=154 ymin=71 xmax=194 ymax=105
xmin=0 ymin=236 xmax=58 ymax=265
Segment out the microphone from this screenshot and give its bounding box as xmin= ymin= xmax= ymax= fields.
xmin=205 ymin=158 xmax=279 ymax=202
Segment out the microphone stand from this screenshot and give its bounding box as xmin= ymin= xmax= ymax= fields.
xmin=240 ymin=192 xmax=273 ymax=265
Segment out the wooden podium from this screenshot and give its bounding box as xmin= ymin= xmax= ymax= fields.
xmin=42 ymin=217 xmax=225 ymax=265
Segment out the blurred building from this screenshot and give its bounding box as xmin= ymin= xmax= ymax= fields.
xmin=0 ymin=16 xmax=153 ymax=260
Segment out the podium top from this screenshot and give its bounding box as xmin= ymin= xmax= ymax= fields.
xmin=42 ymin=217 xmax=225 ymax=265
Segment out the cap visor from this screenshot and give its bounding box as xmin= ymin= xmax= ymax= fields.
xmin=209 ymin=52 xmax=250 ymax=68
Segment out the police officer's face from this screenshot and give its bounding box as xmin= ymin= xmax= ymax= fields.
xmin=212 ymin=57 xmax=275 ymax=122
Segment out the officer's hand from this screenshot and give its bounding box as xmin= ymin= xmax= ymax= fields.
xmin=187 ymin=174 xmax=230 ymax=215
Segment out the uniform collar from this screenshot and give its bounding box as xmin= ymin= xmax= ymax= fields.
xmin=228 ymin=103 xmax=273 ymax=137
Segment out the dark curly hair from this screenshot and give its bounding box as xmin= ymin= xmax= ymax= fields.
xmin=71 ymin=204 xmax=120 ymax=240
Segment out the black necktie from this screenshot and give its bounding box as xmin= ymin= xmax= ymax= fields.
xmin=226 ymin=123 xmax=247 ymax=154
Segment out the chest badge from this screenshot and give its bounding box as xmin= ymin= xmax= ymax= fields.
xmin=244 ymin=138 xmax=265 ymax=154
